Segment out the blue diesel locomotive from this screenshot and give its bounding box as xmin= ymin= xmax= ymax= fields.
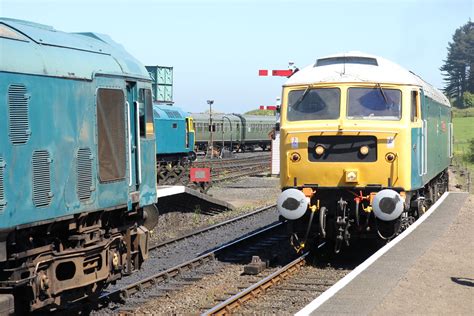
xmin=0 ymin=18 xmax=158 ymax=312
xmin=153 ymin=104 xmax=196 ymax=184
xmin=145 ymin=65 xmax=196 ymax=185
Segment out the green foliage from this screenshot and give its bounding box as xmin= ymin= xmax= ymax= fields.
xmin=440 ymin=20 xmax=474 ymax=108
xmin=468 ymin=138 xmax=474 ymax=163
xmin=462 ymin=91 xmax=474 ymax=108
xmin=453 ymin=106 xmax=474 ymax=117
xmin=453 ymin=117 xmax=474 ymax=172
xmin=244 ymin=109 xmax=277 ymax=116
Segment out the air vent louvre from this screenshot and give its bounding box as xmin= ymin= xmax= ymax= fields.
xmin=163 ymin=109 xmax=182 ymax=118
xmin=8 ymin=84 xmax=30 ymax=144
xmin=0 ymin=157 xmax=5 ymax=212
xmin=77 ymin=148 xmax=93 ymax=201
xmin=32 ymin=150 xmax=52 ymax=207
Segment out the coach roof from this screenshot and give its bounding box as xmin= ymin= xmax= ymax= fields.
xmin=285 ymin=51 xmax=450 ymax=106
xmin=0 ymin=18 xmax=150 ymax=80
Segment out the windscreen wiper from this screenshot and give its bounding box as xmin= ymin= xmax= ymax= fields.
xmin=376 ymin=83 xmax=389 ymax=106
xmin=292 ymin=86 xmax=311 ymax=110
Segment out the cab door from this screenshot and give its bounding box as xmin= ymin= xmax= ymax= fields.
xmin=126 ymin=82 xmax=140 ymax=191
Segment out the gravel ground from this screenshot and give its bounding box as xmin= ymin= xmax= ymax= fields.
xmin=94 ymin=175 xmax=281 ymax=314
xmin=130 ymin=241 xmax=380 ymax=315
xmin=150 ymin=175 xmax=280 ymax=245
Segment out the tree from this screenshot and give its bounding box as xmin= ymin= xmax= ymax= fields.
xmin=441 ymin=21 xmax=474 ymax=107
xmin=463 ymin=91 xmax=474 ymax=108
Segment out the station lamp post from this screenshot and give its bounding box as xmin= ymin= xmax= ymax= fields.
xmin=207 ymin=100 xmax=214 ymax=158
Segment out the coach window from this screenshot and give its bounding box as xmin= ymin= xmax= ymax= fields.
xmin=139 ymin=89 xmax=154 ymax=138
xmin=347 ymin=87 xmax=401 ymax=120
xmin=96 ymin=88 xmax=126 ymax=182
xmin=287 ymin=88 xmax=340 ymax=121
xmin=411 ymin=90 xmax=419 ymax=122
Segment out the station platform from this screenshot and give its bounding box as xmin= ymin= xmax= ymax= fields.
xmin=157 ymin=186 xmax=235 ymax=214
xmin=297 ymin=191 xmax=473 ymax=316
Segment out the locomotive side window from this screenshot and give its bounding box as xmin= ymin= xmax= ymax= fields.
xmin=139 ymin=89 xmax=154 ymax=138
xmin=411 ymin=90 xmax=419 ymax=122
xmin=287 ymin=88 xmax=340 ymax=121
xmin=0 ymin=24 xmax=30 ymax=42
xmin=96 ymin=88 xmax=126 ymax=182
xmin=347 ymin=87 xmax=401 ymax=120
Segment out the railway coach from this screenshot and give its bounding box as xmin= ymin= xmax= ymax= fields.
xmin=0 ymin=18 xmax=158 ymax=312
xmin=192 ymin=113 xmax=276 ymax=152
xmin=276 ymin=52 xmax=452 ymax=253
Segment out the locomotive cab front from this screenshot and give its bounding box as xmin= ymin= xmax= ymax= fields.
xmin=277 ymin=53 xmax=451 ymax=253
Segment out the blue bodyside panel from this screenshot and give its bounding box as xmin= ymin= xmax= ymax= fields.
xmin=0 ymin=72 xmax=157 ymax=229
xmin=153 ymin=104 xmax=192 ymax=155
xmin=139 ymin=141 xmax=158 ymax=207
xmin=410 ymin=89 xmax=451 ymax=192
xmin=411 ymin=127 xmax=422 ymax=190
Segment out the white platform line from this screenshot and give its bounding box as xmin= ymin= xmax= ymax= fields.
xmin=296 ymin=191 xmax=455 ymax=316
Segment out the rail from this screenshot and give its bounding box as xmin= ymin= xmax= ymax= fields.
xmin=202 ymin=252 xmax=309 ymax=316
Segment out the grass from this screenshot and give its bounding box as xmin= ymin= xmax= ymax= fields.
xmin=453 ymin=107 xmax=474 ymax=118
xmin=452 ymin=109 xmax=474 ymax=192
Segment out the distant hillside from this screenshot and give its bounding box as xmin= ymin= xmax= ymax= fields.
xmin=244 ymin=109 xmax=276 ymax=116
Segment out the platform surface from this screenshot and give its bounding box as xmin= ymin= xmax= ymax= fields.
xmin=157 ymin=185 xmax=235 ymax=214
xmin=298 ymin=192 xmax=473 ymax=316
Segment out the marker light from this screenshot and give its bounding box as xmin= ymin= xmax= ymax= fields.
xmin=290 ymin=152 xmax=301 ymax=162
xmin=385 ymin=152 xmax=396 ymax=162
xmin=360 ymin=145 xmax=369 ymax=155
xmin=315 ymin=145 xmax=325 ymax=155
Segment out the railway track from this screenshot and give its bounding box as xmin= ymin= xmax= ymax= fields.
xmin=195 ymin=153 xmax=271 ymax=182
xmin=159 ymin=152 xmax=271 ymax=187
xmin=202 ymin=252 xmax=310 ymax=315
xmin=90 ymin=205 xmax=280 ymax=313
xmin=148 ymin=204 xmax=277 ymax=251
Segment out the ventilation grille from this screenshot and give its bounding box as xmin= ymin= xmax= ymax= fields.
xmin=77 ymin=148 xmax=93 ymax=201
xmin=153 ymin=109 xmax=161 ymax=118
xmin=163 ymin=109 xmax=182 ymax=118
xmin=0 ymin=157 xmax=5 ymax=212
xmin=8 ymin=84 xmax=30 ymax=144
xmin=32 ymin=150 xmax=52 ymax=207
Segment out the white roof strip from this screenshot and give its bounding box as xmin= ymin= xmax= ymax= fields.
xmin=284 ymin=51 xmax=450 ymax=106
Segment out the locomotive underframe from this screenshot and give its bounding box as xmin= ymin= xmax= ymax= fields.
xmin=0 ymin=205 xmax=149 ymax=312
xmin=285 ymin=169 xmax=449 ymax=253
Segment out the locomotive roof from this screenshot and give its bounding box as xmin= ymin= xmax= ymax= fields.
xmin=153 ymin=104 xmax=189 ymax=120
xmin=0 ymin=18 xmax=150 ymax=80
xmin=285 ymin=52 xmax=450 ymax=106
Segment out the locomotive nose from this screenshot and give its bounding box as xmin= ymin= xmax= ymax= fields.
xmin=372 ymin=189 xmax=404 ymax=221
xmin=277 ymin=188 xmax=309 ymax=220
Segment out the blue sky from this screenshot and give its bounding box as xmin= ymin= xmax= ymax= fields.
xmin=1 ymin=0 xmax=473 ymax=113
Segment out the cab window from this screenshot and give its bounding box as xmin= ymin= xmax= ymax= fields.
xmin=139 ymin=88 xmax=154 ymax=138
xmin=287 ymin=88 xmax=340 ymax=121
xmin=411 ymin=90 xmax=418 ymax=122
xmin=347 ymin=87 xmax=401 ymax=120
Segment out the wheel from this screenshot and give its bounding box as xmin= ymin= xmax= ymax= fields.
xmin=319 ymin=206 xmax=327 ymax=238
xmin=143 ymin=204 xmax=159 ymax=230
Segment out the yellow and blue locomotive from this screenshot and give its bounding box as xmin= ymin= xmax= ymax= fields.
xmin=276 ymin=52 xmax=452 ymax=253
xmin=0 ymin=18 xmax=158 ymax=312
